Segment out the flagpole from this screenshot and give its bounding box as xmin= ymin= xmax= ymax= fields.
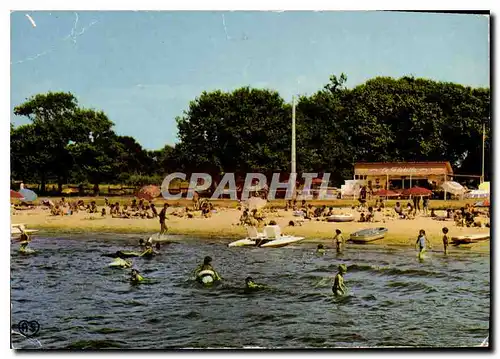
xmin=291 ymin=96 xmax=297 ymax=199
xmin=481 ymin=123 xmax=485 ymax=183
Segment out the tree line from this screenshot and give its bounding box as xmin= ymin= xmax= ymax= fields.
xmin=10 ymin=74 xmax=491 ymax=194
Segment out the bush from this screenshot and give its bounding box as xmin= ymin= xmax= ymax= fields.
xmin=125 ymin=174 xmax=164 ymax=187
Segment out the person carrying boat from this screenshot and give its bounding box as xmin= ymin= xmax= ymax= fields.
xmin=244 ymin=277 xmax=267 ymax=291
xmin=332 ymin=264 xmax=347 ymax=296
xmin=333 ymin=229 xmax=345 ymax=253
xmin=442 ymin=227 xmax=449 ymax=255
xmin=193 ymin=256 xmax=222 ymax=281
xmin=130 ymin=269 xmax=145 ymax=284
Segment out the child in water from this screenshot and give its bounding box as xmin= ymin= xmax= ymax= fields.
xmin=442 ymin=227 xmax=449 ymax=255
xmin=415 ymin=229 xmax=428 ymax=259
xmin=332 ymin=264 xmax=347 ymax=296
xmin=316 ymin=244 xmax=326 ymax=255
xmin=333 ymin=229 xmax=345 ymax=253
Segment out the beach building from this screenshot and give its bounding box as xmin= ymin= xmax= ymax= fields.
xmin=353 ymin=162 xmax=454 ymax=192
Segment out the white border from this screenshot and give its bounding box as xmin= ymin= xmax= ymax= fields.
xmin=3 ymin=1 xmax=497 ymax=358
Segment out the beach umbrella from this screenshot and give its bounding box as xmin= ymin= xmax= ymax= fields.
xmin=402 ymin=186 xmax=432 ymax=197
xmin=18 ymin=189 xmax=37 ymax=202
xmin=441 ymin=181 xmax=466 ymax=196
xmin=374 ymin=189 xmax=399 ymax=197
xmin=137 ymin=185 xmax=161 ymax=201
xmin=10 ymin=190 xmax=24 ymax=199
xmin=478 ymin=182 xmax=490 ymax=192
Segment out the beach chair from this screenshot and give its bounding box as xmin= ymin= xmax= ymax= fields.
xmin=264 ymin=225 xmax=282 ymax=239
xmin=247 ymin=226 xmax=265 ymax=239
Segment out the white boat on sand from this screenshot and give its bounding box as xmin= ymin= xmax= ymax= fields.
xmin=228 ymin=226 xmax=304 ymax=248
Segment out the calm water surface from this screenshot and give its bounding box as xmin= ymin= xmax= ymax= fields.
xmin=11 ymin=233 xmax=490 ymax=349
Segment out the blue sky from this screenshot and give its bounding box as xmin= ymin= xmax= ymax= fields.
xmin=10 ymin=11 xmax=489 ymax=150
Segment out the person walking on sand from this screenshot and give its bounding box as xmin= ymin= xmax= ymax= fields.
xmin=333 ymin=229 xmax=345 ymax=253
xmin=442 ymin=227 xmax=449 ymax=255
xmin=159 ymin=203 xmax=168 ymax=235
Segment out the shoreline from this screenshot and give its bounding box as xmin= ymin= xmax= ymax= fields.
xmin=11 ymin=207 xmax=490 ymax=251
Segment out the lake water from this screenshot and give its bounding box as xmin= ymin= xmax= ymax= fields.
xmin=10 ymin=233 xmax=490 ymax=349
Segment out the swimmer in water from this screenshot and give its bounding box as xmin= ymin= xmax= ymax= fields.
xmin=416 ymin=229 xmax=428 ymax=259
xmin=244 ymin=277 xmax=267 ymax=291
xmin=332 ymin=264 xmax=347 ymax=296
xmin=442 ymin=227 xmax=449 ymax=255
xmin=194 ymin=256 xmax=221 ymax=281
xmin=130 ymin=269 xmax=144 ymax=284
xmin=316 ymin=244 xmax=326 ymax=255
xmin=139 ymin=238 xmax=145 ymax=247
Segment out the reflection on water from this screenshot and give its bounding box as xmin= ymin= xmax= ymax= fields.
xmin=11 ymin=233 xmax=490 ymax=349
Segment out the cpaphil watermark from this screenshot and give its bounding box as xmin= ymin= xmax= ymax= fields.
xmin=160 ymin=173 xmax=338 ymax=201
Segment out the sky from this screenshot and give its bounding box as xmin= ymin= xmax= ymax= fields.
xmin=10 ymin=11 xmax=490 ymax=150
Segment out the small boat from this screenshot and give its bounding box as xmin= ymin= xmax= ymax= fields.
xmin=228 ymin=225 xmax=304 ymax=248
xmin=11 ymin=224 xmax=38 ymax=237
xmin=327 ymin=214 xmax=354 ymax=222
xmin=451 ymin=233 xmax=490 ymax=245
xmin=197 ymin=269 xmax=217 ymax=286
xmin=349 ymin=227 xmax=388 ymax=244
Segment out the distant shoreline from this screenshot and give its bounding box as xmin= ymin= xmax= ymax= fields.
xmin=11 ymin=206 xmax=490 ymax=252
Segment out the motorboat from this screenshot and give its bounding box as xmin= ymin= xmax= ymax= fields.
xmin=228 ymin=225 xmax=304 ymax=248
xmin=349 ymin=227 xmax=388 ymax=244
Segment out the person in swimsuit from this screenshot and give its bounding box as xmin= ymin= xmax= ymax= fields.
xmin=130 ymin=269 xmax=144 ymax=284
xmin=333 ymin=229 xmax=345 ymax=253
xmin=193 ymin=256 xmax=221 ymax=281
xmin=415 ymin=229 xmax=428 ymax=259
xmin=332 ymin=264 xmax=347 ymax=296
xmin=442 ymin=227 xmax=449 ymax=255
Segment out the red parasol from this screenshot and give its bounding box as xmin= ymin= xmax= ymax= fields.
xmin=375 ymin=189 xmax=400 ymax=197
xmin=137 ymin=185 xmax=161 ymax=201
xmin=402 ymin=186 xmax=433 ymax=196
xmin=11 ymin=190 xmax=24 ymax=199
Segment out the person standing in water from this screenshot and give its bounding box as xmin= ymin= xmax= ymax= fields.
xmin=332 ymin=264 xmax=347 ymax=296
xmin=442 ymin=227 xmax=449 ymax=255
xmin=415 ymin=229 xmax=429 ymax=259
xmin=333 ymin=229 xmax=345 ymax=253
xmin=159 ymin=203 xmax=168 ymax=235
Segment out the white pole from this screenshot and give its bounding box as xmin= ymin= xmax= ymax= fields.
xmin=291 ymin=96 xmax=297 ymax=199
xmin=291 ymin=96 xmax=296 ymax=175
xmin=482 ymin=123 xmax=485 ymax=183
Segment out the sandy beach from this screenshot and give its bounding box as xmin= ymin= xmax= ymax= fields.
xmin=11 ymin=202 xmax=490 ymax=250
